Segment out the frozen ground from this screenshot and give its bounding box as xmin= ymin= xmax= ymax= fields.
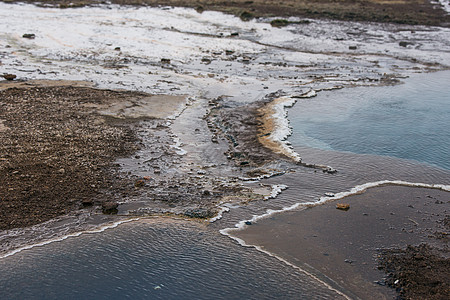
xmin=1 ymin=3 xmax=449 ymax=102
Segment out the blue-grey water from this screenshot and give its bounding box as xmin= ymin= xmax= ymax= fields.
xmin=0 ymin=219 xmax=342 ymax=300
xmin=289 ymin=71 xmax=450 ymax=170
xmin=2 ymin=72 xmax=450 ymax=300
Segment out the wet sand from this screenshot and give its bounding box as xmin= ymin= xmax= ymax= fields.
xmin=233 ymin=185 xmax=449 ymax=299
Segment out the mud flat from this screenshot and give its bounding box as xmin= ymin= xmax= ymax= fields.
xmin=232 ymin=185 xmax=449 ymax=299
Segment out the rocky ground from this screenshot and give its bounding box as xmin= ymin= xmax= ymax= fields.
xmin=378 ymin=244 xmax=449 ymax=300
xmin=0 ymin=79 xmax=283 ymax=231
xmin=2 ymin=0 xmax=449 ymax=26
xmin=0 ymin=82 xmax=142 ymax=229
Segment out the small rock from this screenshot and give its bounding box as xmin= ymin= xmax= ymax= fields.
xmin=245 ymin=221 xmax=252 ymax=225
xmin=160 ymin=58 xmax=171 ymax=64
xmin=240 ymin=11 xmax=254 ymax=21
xmin=114 ymin=47 xmax=121 ymax=51
xmin=270 ymin=19 xmax=290 ymax=28
xmin=134 ymin=179 xmax=145 ymax=187
xmin=2 ymin=74 xmax=16 ymax=81
xmin=230 ymin=32 xmax=239 ymax=37
xmin=399 ymin=41 xmax=409 ymax=47
xmin=102 ymin=202 xmax=119 ymax=214
xmin=22 ymin=33 xmax=36 ymax=39
xmin=201 ymin=57 xmax=212 ymax=64
xmin=344 ymin=259 xmax=354 ymax=264
xmin=336 ymin=203 xmax=350 ymax=211
xmin=349 ymin=46 xmax=357 ymax=50
xmin=81 ymin=198 xmax=94 ymax=207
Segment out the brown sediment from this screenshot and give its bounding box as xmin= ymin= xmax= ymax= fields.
xmin=0 ymin=80 xmax=150 ymax=230
xmin=257 ymin=97 xmax=295 ymax=160
xmin=2 ymin=0 xmax=448 ymax=27
xmin=205 ymin=96 xmax=282 ymax=168
xmin=233 ymin=185 xmax=450 ymax=299
xmin=378 ymin=244 xmax=450 ymax=300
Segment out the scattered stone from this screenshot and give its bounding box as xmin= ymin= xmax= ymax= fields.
xmin=134 ymin=179 xmax=145 ymax=187
xmin=325 ymin=192 xmax=335 ymax=197
xmin=336 ymin=203 xmax=350 ymax=211
xmin=114 ymin=47 xmax=121 ymax=51
xmin=160 ymin=58 xmax=171 ymax=64
xmin=270 ymin=19 xmax=289 ymax=27
xmin=323 ymin=167 xmax=338 ymax=174
xmin=102 ymin=201 xmax=119 ymax=214
xmin=349 ymin=46 xmax=357 ymax=50
xmin=230 ymin=32 xmax=239 ymax=36
xmin=201 ymin=57 xmax=212 ymax=64
xmin=22 ymin=33 xmax=36 ymax=39
xmin=184 ymin=208 xmax=215 ymax=219
xmin=240 ymin=11 xmax=254 ymax=21
xmin=225 ymin=50 xmax=235 ymax=55
xmin=195 ymin=6 xmax=204 ymax=13
xmin=2 ymin=74 xmax=16 ymax=81
xmin=344 ymin=259 xmax=354 ymax=264
xmin=81 ymin=198 xmax=94 ymax=207
xmin=399 ymin=41 xmax=410 ymax=47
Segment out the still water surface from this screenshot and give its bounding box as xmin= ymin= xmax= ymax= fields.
xmin=289 ymin=71 xmax=450 ymax=170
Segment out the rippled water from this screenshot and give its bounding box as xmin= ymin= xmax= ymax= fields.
xmin=288 ymin=71 xmax=450 ymax=170
xmin=0 ymin=219 xmax=343 ymax=299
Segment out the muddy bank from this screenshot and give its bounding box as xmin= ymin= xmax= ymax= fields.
xmin=0 ymin=81 xmax=144 ymax=230
xmin=232 ymin=185 xmax=450 ymax=299
xmin=3 ymin=0 xmax=449 ymax=26
xmin=378 ymin=244 xmax=449 ymax=300
xmin=0 ymin=79 xmax=285 ymax=233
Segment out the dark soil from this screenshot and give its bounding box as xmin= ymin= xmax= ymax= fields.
xmin=0 ymin=84 xmax=144 ymax=230
xmin=205 ymin=93 xmax=285 ymax=168
xmin=378 ymin=244 xmax=450 ymax=300
xmin=1 ymin=0 xmax=449 ymax=26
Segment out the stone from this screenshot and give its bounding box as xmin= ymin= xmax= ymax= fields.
xmin=102 ymin=201 xmax=119 ymax=214
xmin=336 ymin=203 xmax=350 ymax=211
xmin=81 ymin=198 xmax=94 ymax=207
xmin=22 ymin=33 xmax=36 ymax=39
xmin=2 ymin=74 xmax=16 ymax=81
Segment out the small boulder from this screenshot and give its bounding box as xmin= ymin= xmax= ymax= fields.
xmin=2 ymin=74 xmax=16 ymax=81
xmin=102 ymin=202 xmax=119 ymax=214
xmin=81 ymin=198 xmax=94 ymax=207
xmin=22 ymin=33 xmax=36 ymax=39
xmin=336 ymin=203 xmax=350 ymax=211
